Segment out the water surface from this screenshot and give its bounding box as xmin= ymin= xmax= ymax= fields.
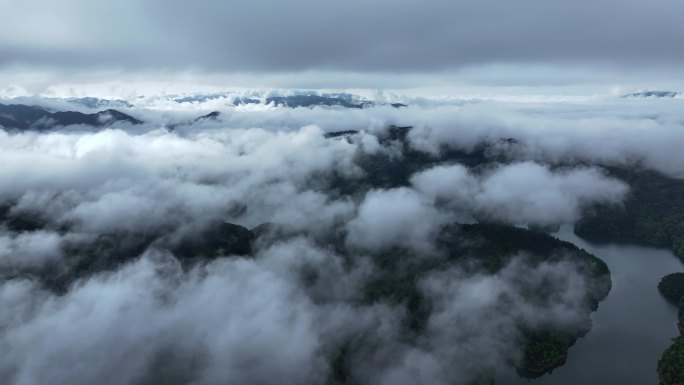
xmin=497 ymin=225 xmax=683 ymax=385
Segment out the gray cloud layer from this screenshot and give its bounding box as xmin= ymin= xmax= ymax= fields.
xmin=1 ymin=0 xmax=684 ymax=74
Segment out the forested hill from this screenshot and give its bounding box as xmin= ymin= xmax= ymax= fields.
xmin=575 ymin=168 xmax=684 ymax=261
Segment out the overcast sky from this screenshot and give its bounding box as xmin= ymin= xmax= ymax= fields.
xmin=1 ymin=0 xmax=683 ymax=94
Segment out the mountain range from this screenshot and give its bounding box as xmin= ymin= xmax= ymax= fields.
xmin=621 ymin=91 xmax=680 ymax=98
xmin=0 ymin=103 xmax=142 ymax=130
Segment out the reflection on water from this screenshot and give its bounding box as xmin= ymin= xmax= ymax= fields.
xmin=497 ymin=225 xmax=683 ymax=385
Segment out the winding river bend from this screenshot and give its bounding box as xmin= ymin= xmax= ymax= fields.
xmin=497 ymin=225 xmax=684 ymax=385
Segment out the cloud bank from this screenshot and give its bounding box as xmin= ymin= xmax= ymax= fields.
xmin=0 ymin=96 xmax=673 ymax=384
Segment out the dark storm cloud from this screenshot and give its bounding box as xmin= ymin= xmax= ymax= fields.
xmin=1 ymin=0 xmax=684 ymax=72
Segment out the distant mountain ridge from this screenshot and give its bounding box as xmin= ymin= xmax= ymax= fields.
xmin=621 ymin=91 xmax=680 ymax=98
xmin=262 ymin=94 xmax=373 ymax=108
xmin=173 ymin=92 xmax=407 ymax=109
xmin=5 ymin=92 xmax=408 ymax=110
xmin=65 ymin=97 xmax=133 ymax=109
xmin=0 ymin=103 xmax=142 ymax=130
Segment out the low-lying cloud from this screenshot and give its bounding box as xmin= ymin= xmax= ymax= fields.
xmin=0 ymin=243 xmax=599 ymax=385
xmin=411 ymin=162 xmax=628 ymax=226
xmin=0 ymin=96 xmax=674 ymax=384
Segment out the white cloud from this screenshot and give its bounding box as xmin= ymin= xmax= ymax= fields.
xmin=0 ymin=95 xmax=668 ymax=385
xmin=411 ymin=162 xmax=628 ymax=226
xmin=346 ymin=187 xmax=448 ymax=252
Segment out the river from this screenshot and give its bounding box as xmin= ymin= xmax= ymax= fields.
xmin=496 ymin=225 xmax=684 ymax=385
